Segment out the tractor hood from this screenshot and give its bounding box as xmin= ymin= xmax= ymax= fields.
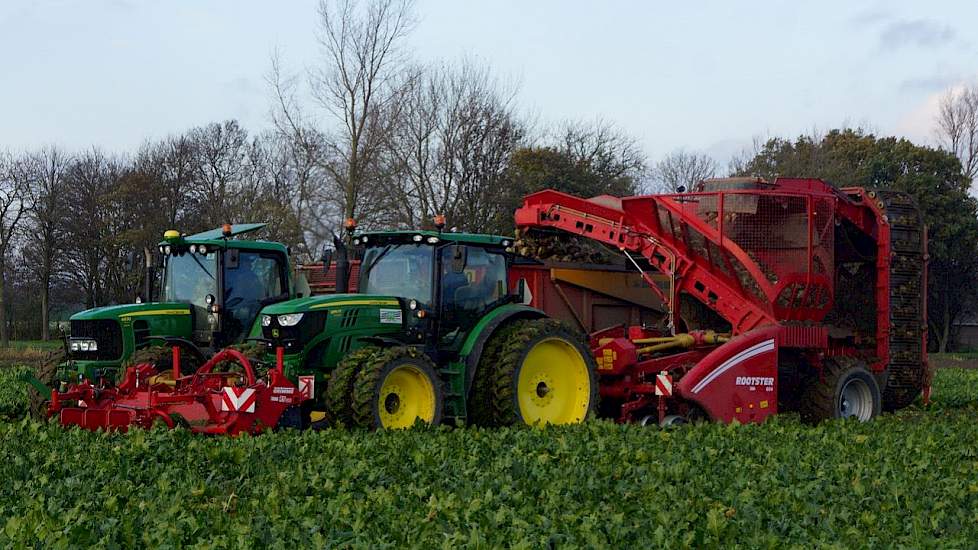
xmin=260 ymin=293 xmax=401 ymax=315
xmin=70 ymin=302 xmax=193 ymax=321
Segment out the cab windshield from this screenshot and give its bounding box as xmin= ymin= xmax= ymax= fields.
xmin=162 ymin=250 xmax=218 ymax=309
xmin=360 ymin=244 xmax=434 ymax=304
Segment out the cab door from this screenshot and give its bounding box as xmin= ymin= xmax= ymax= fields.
xmin=436 ymin=245 xmax=508 ymax=350
xmin=222 ymin=250 xmax=288 ymax=343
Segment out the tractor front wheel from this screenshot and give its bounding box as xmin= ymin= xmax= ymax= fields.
xmin=325 ymin=345 xmax=379 ymax=427
xmin=800 ymin=358 xmax=881 ymax=423
xmin=28 ymin=350 xmax=63 ymax=421
xmin=487 ymin=319 xmax=598 ymax=426
xmin=352 ymin=347 xmax=443 ymax=430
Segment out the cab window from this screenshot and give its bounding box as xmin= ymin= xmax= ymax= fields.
xmin=439 ymin=246 xmax=507 ymax=336
xmin=224 ymin=251 xmax=286 ymax=341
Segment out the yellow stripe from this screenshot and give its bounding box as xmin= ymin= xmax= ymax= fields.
xmin=310 ymin=299 xmax=399 ymax=309
xmin=119 ymin=309 xmax=191 ymax=318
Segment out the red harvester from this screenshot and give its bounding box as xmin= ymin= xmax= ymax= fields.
xmin=514 ymin=177 xmax=927 ymax=424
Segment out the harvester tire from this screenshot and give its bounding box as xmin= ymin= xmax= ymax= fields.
xmin=28 ymin=350 xmax=63 ymax=421
xmin=799 ymin=358 xmax=881 ymax=424
xmin=325 ymin=345 xmax=379 ymax=427
xmin=351 ymin=346 xmax=443 ymax=430
xmin=487 ymin=318 xmax=598 ymax=426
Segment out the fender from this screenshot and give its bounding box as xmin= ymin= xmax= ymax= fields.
xmin=676 ymin=325 xmax=781 ymax=423
xmin=459 ymin=304 xmax=546 ymax=395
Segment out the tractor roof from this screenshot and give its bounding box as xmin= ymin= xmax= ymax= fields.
xmin=158 ymin=223 xmax=287 ymax=254
xmin=357 ymin=230 xmax=512 ymax=248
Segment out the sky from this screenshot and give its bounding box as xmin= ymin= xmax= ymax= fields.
xmin=1 ymin=0 xmax=977 ymax=167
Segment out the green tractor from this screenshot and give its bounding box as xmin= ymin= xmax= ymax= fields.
xmin=262 ymin=228 xmax=599 ymax=429
xmin=27 ymin=223 xmax=302 ymax=418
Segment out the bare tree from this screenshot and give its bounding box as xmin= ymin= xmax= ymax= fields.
xmin=312 ymin=0 xmax=416 ymax=225
xmin=268 ymin=54 xmax=336 ymax=257
xmin=650 ymin=149 xmax=718 ymax=193
xmin=386 ymin=60 xmax=524 ymax=231
xmin=0 ymin=151 xmax=31 ymax=346
xmin=20 ymin=147 xmax=71 ymax=340
xmin=62 ymin=149 xmax=118 ymax=309
xmin=554 ymin=119 xmax=647 ymax=195
xmin=935 ymin=85 xmax=978 ymax=183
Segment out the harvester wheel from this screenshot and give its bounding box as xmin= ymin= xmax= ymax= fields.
xmin=351 ymin=347 xmax=442 ymax=430
xmin=325 ymin=345 xmax=379 ymax=427
xmin=28 ymin=350 xmax=63 ymax=421
xmin=487 ymin=318 xmax=598 ymax=426
xmin=799 ymin=358 xmax=881 ymax=423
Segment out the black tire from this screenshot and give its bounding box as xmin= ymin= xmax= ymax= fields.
xmin=28 ymin=350 xmax=63 ymax=421
xmin=128 ymin=344 xmax=204 ymax=376
xmin=880 ymin=368 xmax=923 ymax=411
xmin=468 ymin=319 xmax=531 ymax=426
xmin=351 ymin=347 xmax=443 ymax=430
xmin=487 ymin=318 xmax=598 ymax=426
xmin=799 ymin=358 xmax=881 ymax=424
xmin=325 ymin=345 xmax=379 ymax=427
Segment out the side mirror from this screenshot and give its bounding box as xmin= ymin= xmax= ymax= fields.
xmin=516 ymin=278 xmax=533 ymax=305
xmin=451 ymin=244 xmax=467 ymax=273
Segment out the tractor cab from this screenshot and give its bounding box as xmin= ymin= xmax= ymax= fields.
xmin=355 ymin=230 xmax=515 ymax=352
xmin=158 ymin=224 xmax=291 ymax=348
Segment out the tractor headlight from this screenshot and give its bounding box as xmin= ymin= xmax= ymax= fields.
xmin=163 ymin=245 xmax=172 ymax=255
xmin=261 ymin=314 xmax=273 ymax=327
xmin=426 ymin=236 xmax=439 ymax=244
xmin=412 ymin=234 xmax=423 ymax=242
xmin=198 ymin=244 xmax=208 ymax=254
xmin=409 ymin=299 xmax=418 ymax=310
xmin=190 ymin=244 xmax=198 ymax=254
xmin=69 ymin=339 xmax=98 ymax=352
xmin=276 ymin=313 xmax=304 ymax=327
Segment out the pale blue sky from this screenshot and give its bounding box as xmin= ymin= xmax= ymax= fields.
xmin=2 ymin=0 xmax=976 ymax=165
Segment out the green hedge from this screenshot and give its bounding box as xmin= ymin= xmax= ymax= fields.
xmin=0 ymin=366 xmax=976 ymax=547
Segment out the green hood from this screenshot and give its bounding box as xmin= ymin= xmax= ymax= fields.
xmin=70 ymin=302 xmax=192 ymax=321
xmin=261 ymin=294 xmax=401 ymax=315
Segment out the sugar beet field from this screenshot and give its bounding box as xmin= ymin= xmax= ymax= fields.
xmin=0 ymin=363 xmax=976 ymax=548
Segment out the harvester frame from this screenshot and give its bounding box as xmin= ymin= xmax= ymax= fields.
xmin=514 ymin=177 xmax=928 ymax=424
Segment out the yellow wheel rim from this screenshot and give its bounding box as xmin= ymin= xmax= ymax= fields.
xmin=378 ymin=364 xmax=436 ymax=429
xmin=517 ymin=337 xmax=591 ymax=425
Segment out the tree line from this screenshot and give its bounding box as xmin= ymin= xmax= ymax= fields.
xmin=1 ymin=0 xmax=976 ymax=351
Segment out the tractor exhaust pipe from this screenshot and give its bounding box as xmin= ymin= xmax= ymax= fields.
xmin=334 ymin=234 xmax=350 ymax=294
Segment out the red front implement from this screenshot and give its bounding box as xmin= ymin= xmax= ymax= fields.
xmin=50 ymin=347 xmax=303 ymax=435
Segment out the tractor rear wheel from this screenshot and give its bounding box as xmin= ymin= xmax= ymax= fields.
xmin=28 ymin=350 xmax=63 ymax=421
xmin=325 ymin=345 xmax=379 ymax=427
xmin=351 ymin=347 xmax=443 ymax=430
xmin=469 ymin=320 xmax=527 ymax=426
xmin=799 ymin=358 xmax=881 ymax=423
xmin=487 ymin=319 xmax=598 ymax=426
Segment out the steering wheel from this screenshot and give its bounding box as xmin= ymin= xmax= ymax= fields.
xmin=192 ymin=348 xmax=257 ymax=387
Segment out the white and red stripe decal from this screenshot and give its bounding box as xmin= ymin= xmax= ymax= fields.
xmin=655 ymin=372 xmax=673 ymax=396
xmin=221 ymin=387 xmax=257 ymax=413
xmin=690 ymin=339 xmax=775 ymax=394
xmin=298 ymin=376 xmax=315 ymax=400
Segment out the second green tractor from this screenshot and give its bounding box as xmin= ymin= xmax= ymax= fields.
xmin=263 ymin=229 xmax=599 ymax=429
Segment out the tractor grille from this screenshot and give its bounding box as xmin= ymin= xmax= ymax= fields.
xmin=262 ymin=312 xmax=326 ymax=350
xmin=70 ymin=319 xmax=124 ymax=361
